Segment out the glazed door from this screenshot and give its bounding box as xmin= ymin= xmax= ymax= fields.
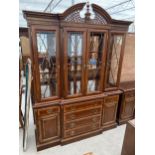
xmin=33 ymin=26 xmax=60 ymax=101
xmin=105 ymin=32 xmax=126 ymax=90
xmin=85 ymin=30 xmax=108 ymax=94
xmin=64 ymin=28 xmax=86 ymax=98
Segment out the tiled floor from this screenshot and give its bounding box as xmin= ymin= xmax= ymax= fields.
xmin=20 ymin=94 xmax=126 ymax=155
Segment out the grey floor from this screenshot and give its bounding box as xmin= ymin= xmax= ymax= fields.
xmin=19 ymin=93 xmax=126 ymax=155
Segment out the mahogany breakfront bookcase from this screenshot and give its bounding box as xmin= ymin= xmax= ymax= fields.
xmin=23 ymin=3 xmax=132 ymax=151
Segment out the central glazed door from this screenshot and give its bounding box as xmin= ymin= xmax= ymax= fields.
xmin=63 ymin=28 xmax=108 ymax=98
xmin=63 ymin=28 xmax=86 ymax=98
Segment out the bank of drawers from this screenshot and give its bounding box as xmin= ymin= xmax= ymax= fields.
xmin=63 ymin=100 xmax=102 ymax=138
xmin=37 ymin=106 xmax=60 ymax=117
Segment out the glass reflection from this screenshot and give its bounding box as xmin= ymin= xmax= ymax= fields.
xmin=106 ymin=35 xmax=123 ymax=87
xmin=67 ymin=32 xmax=83 ymax=95
xmin=36 ymin=32 xmax=58 ymax=98
xmin=87 ymin=32 xmax=104 ymax=93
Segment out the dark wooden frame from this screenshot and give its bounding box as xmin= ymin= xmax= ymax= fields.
xmin=85 ymin=29 xmax=108 ymax=95
xmin=63 ymin=27 xmax=87 ymax=98
xmin=31 ymin=25 xmax=60 ymax=102
xmin=105 ymin=31 xmax=127 ymax=91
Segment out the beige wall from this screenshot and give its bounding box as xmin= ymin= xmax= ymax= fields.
xmin=120 ymin=33 xmax=135 ymax=82
xmin=20 ymin=36 xmax=30 ymax=56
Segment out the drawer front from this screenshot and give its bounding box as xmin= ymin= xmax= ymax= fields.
xmin=38 ymin=106 xmax=60 ymax=117
xmin=64 ymin=101 xmax=102 ymax=113
xmin=125 ymin=91 xmax=135 ymax=102
xmin=125 ymin=97 xmax=135 ymax=102
xmin=125 ymin=91 xmax=135 ymax=98
xmin=64 ymin=107 xmax=102 ymax=122
xmin=105 ymin=95 xmax=119 ymax=103
xmin=64 ymin=115 xmax=101 ymax=130
xmin=64 ymin=123 xmax=100 ymax=138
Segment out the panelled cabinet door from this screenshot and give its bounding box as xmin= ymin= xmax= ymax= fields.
xmin=33 ymin=26 xmax=60 ymax=101
xmin=38 ymin=113 xmax=60 ymax=143
xmin=105 ymin=32 xmax=126 ymax=90
xmin=86 ymin=30 xmax=108 ymax=94
xmin=121 ymin=98 xmax=135 ymax=119
xmin=102 ymin=96 xmax=119 ymax=126
xmin=63 ymin=28 xmax=86 ymax=98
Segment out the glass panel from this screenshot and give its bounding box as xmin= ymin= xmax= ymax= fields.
xmin=36 ymin=31 xmax=58 ymax=98
xmin=87 ymin=32 xmax=104 ymax=93
xmin=67 ymin=32 xmax=83 ymax=95
xmin=106 ymin=35 xmax=123 ymax=88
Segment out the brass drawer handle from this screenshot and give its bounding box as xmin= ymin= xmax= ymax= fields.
xmin=70 ymin=122 xmax=76 ymax=128
xmin=70 ymin=131 xmax=75 ymax=136
xmin=92 ymin=117 xmax=97 ymax=122
xmin=70 ymin=114 xmax=76 ymax=119
xmin=94 ymin=103 xmax=99 ymax=106
xmin=70 ymin=107 xmax=76 ymax=111
xmin=92 ymin=124 xmax=97 ymax=129
xmin=47 ymin=109 xmax=53 ymax=114
xmin=93 ymin=109 xmax=98 ymax=114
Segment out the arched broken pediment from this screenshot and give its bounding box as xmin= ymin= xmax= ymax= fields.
xmin=60 ymin=3 xmax=112 ymax=25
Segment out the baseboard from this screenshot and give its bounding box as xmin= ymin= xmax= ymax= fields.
xmin=101 ymin=122 xmax=117 ymax=131
xmin=117 ymin=117 xmax=134 ymax=125
xmin=37 ymin=139 xmax=60 ymax=151
xmin=61 ymin=129 xmax=102 ymax=145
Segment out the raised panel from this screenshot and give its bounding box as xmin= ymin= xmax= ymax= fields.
xmin=121 ymin=100 xmax=135 ymax=119
xmin=38 ymin=113 xmax=60 ymax=143
xmin=102 ymin=98 xmax=118 ymax=125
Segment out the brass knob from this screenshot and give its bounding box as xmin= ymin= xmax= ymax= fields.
xmin=47 ymin=109 xmax=53 ymax=114
xmin=92 ymin=117 xmax=97 ymax=122
xmin=70 ymin=131 xmax=75 ymax=136
xmin=70 ymin=114 xmax=75 ymax=119
xmin=70 ymin=123 xmax=75 ymax=128
xmin=93 ymin=109 xmax=98 ymax=114
xmin=92 ymin=124 xmax=96 ymax=129
xmin=71 ymin=107 xmax=76 ymax=111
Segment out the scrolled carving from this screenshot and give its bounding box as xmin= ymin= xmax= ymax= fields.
xmin=64 ymin=10 xmax=107 ymax=25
